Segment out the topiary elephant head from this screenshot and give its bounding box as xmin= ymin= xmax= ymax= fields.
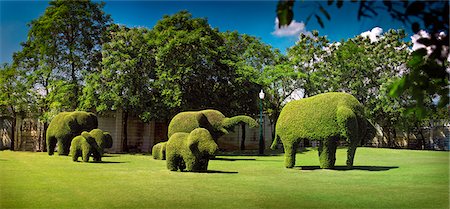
xmin=168 ymin=109 xmax=258 ymax=140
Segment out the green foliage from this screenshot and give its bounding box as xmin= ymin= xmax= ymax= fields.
xmin=152 ymin=11 xmax=263 ymax=117
xmin=272 ymin=92 xmax=370 ymax=168
xmin=168 ymin=109 xmax=257 ymax=141
xmin=152 ymin=142 xmax=167 ymax=160
xmin=69 ymin=135 xmax=101 ymax=162
xmin=166 ymin=128 xmax=218 ymax=172
xmin=83 ymin=129 xmax=113 ymax=156
xmin=14 ymin=0 xmax=112 ymax=111
xmin=46 ymin=111 xmax=98 ymax=156
xmin=81 ymin=25 xmax=158 ymax=121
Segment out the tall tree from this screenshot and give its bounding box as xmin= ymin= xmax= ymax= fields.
xmin=15 ymin=0 xmax=112 ymax=111
xmin=152 ymin=11 xmax=261 ymax=117
xmin=81 ymin=25 xmax=157 ymax=152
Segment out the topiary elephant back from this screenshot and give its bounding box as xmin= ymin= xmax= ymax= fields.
xmin=46 ymin=111 xmax=98 ymax=156
xmin=168 ymin=109 xmax=257 ymax=141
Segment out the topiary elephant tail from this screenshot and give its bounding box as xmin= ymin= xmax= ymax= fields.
xmin=270 ymin=133 xmax=280 ymax=150
xmin=222 ymin=115 xmax=258 ymax=129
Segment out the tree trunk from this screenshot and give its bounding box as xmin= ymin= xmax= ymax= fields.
xmin=240 ymin=123 xmax=246 ymax=151
xmin=10 ymin=116 xmax=16 ymax=151
xmin=42 ymin=122 xmax=48 ymax=152
xmin=122 ymin=110 xmax=129 ymax=153
xmin=416 ymin=123 xmax=426 ymax=150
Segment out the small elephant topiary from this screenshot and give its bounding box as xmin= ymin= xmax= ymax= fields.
xmin=166 ymin=128 xmax=218 ymax=172
xmin=168 ymin=109 xmax=258 ymax=141
xmin=46 ymin=111 xmax=98 ymax=156
xmin=82 ymin=129 xmax=113 ymax=155
xmin=152 ymin=142 xmax=167 ymax=160
xmin=70 ymin=129 xmax=113 ymax=162
xmin=70 ymin=135 xmax=101 ymax=162
xmin=271 ymin=92 xmax=375 ymax=169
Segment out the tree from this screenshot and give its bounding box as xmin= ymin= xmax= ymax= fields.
xmin=152 ymin=11 xmax=262 ymax=117
xmin=15 ymin=0 xmax=112 ymax=110
xmin=277 ymin=0 xmax=449 ymax=117
xmin=0 ymin=63 xmax=32 ymax=150
xmin=81 ymin=25 xmax=157 ymax=152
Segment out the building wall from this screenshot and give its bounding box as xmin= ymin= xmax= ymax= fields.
xmin=3 ymin=113 xmax=448 ymax=152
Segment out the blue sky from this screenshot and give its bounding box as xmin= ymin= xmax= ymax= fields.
xmin=0 ymin=1 xmax=410 ymax=64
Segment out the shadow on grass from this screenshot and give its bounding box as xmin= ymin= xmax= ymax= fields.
xmin=212 ymin=157 xmax=256 ymax=161
xmin=89 ymin=161 xmax=127 ymax=164
xmin=191 ymin=170 xmax=239 ymax=174
xmin=297 ymin=165 xmax=399 ymax=171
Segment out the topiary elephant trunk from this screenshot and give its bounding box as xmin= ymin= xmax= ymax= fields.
xmin=222 ymin=115 xmax=258 ymax=132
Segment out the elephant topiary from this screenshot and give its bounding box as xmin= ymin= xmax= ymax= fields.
xmin=271 ymin=92 xmax=375 ymax=169
xmin=166 ymin=128 xmax=218 ymax=172
xmin=152 ymin=142 xmax=167 ymax=160
xmin=70 ymin=136 xmax=101 ymax=162
xmin=70 ymin=129 xmax=112 ymax=162
xmin=46 ymin=111 xmax=98 ymax=156
xmin=81 ymin=129 xmax=113 ymax=156
xmin=168 ymin=109 xmax=257 ymax=141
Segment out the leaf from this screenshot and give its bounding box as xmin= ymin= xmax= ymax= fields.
xmin=411 ymin=22 xmax=420 ymax=33
xmin=337 ymin=0 xmax=343 ymax=8
xmin=319 ymin=6 xmax=331 ymax=20
xmin=416 ymin=37 xmax=432 ymax=46
xmin=406 ymin=1 xmax=425 ymax=15
xmin=315 ymin=15 xmax=324 ymax=28
xmin=389 ymin=77 xmax=407 ymax=97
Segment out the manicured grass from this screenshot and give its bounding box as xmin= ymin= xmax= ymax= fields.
xmin=0 ymin=148 xmax=448 ymax=208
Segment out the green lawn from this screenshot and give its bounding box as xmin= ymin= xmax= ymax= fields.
xmin=0 ymin=148 xmax=448 ymax=209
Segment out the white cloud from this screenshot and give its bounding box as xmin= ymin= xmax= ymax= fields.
xmin=272 ymin=18 xmax=310 ymax=37
xmin=360 ymin=27 xmax=383 ymax=43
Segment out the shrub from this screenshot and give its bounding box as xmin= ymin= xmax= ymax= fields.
xmin=70 ymin=135 xmax=101 ymax=162
xmin=152 ymin=142 xmax=167 ymax=160
xmin=166 ymin=128 xmax=218 ymax=172
xmin=46 ymin=111 xmax=98 ymax=156
xmin=271 ymin=92 xmax=373 ymax=169
xmin=168 ymin=109 xmax=257 ymax=141
xmin=82 ymin=129 xmax=113 ymax=156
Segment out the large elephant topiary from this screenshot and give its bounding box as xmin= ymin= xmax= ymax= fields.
xmin=70 ymin=129 xmax=112 ymax=162
xmin=271 ymin=92 xmax=375 ymax=169
xmin=168 ymin=109 xmax=257 ymax=141
xmin=166 ymin=128 xmax=218 ymax=172
xmin=47 ymin=111 xmax=98 ymax=156
xmin=152 ymin=142 xmax=167 ymax=160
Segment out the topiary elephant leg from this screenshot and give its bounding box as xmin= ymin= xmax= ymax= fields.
xmin=82 ymin=149 xmax=90 ymax=162
xmin=72 ymin=150 xmax=81 ymax=162
xmin=166 ymin=154 xmax=180 ymax=171
xmin=283 ymin=141 xmax=299 ymax=168
xmin=346 ymin=138 xmax=358 ymax=168
xmin=318 ymin=138 xmax=338 ymax=169
xmin=47 ymin=136 xmax=57 ymax=155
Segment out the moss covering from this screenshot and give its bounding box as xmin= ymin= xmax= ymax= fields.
xmin=271 ymin=92 xmax=372 ymax=169
xmin=166 ymin=128 xmax=218 ymax=172
xmin=168 ymin=109 xmax=257 ymax=141
xmin=69 ymin=135 xmax=101 ymax=162
xmin=152 ymin=142 xmax=167 ymax=160
xmin=46 ymin=111 xmax=98 ymax=156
